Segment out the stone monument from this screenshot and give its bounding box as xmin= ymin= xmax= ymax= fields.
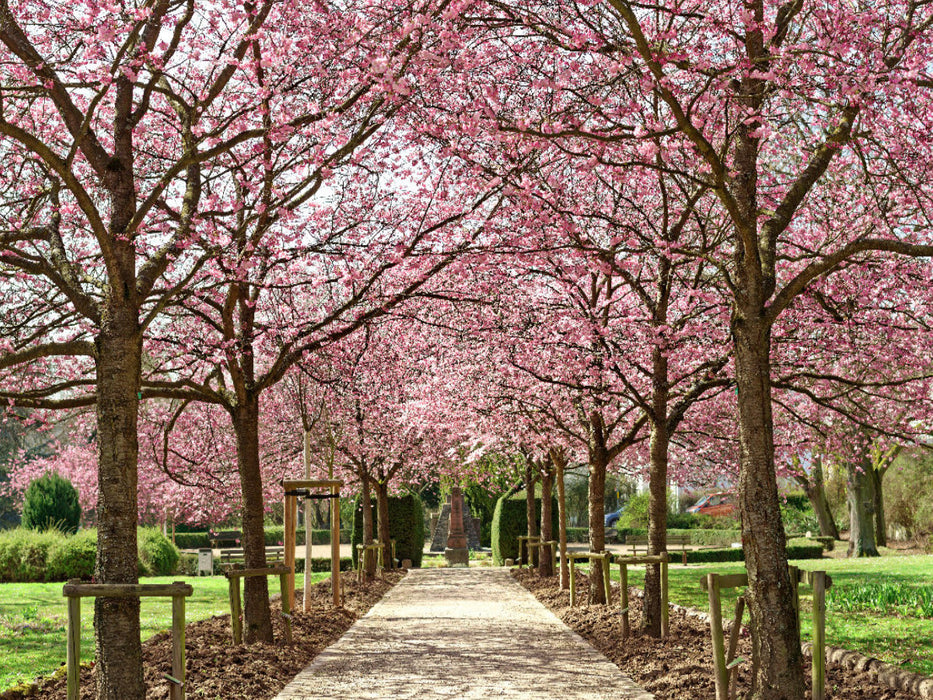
xmin=444 ymin=486 xmax=470 ymax=566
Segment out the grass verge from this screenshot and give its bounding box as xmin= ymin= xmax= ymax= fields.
xmin=607 ymin=554 xmax=933 ymax=677
xmin=0 ymin=572 xmax=329 ymax=691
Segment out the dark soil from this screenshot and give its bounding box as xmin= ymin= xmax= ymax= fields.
xmin=514 ymin=568 xmax=924 ymax=700
xmin=4 ymin=571 xmax=403 ymax=700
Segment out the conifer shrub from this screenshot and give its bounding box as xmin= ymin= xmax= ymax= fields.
xmin=491 ymin=492 xmax=559 ymax=565
xmin=351 ymin=493 xmax=425 ymax=568
xmin=21 ymin=472 xmax=81 ymax=534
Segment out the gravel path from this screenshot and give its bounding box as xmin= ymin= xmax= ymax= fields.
xmin=274 ymin=567 xmax=653 ymax=699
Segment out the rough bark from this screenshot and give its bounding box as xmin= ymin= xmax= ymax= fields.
xmin=587 ymin=421 xmax=608 ymax=605
xmin=550 ymin=448 xmax=570 ymax=590
xmin=360 ymin=475 xmax=376 ymax=578
xmin=233 ymin=398 xmax=273 ymax=642
xmin=642 ymin=417 xmax=669 ymax=637
xmin=524 ymin=462 xmax=538 ymax=566
xmin=795 ymin=457 xmax=839 ymax=540
xmin=734 ymin=314 xmax=805 ymax=699
xmin=847 ymin=456 xmax=880 ymax=557
xmin=94 ymin=297 xmax=145 ymax=700
xmin=375 ymin=480 xmax=392 ymax=569
xmin=870 ymin=464 xmax=887 ymax=547
xmin=539 ymin=468 xmax=554 ymax=577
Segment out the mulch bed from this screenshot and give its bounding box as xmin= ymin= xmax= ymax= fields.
xmin=514 ymin=568 xmax=923 ymax=700
xmin=4 ymin=570 xmax=404 ymax=700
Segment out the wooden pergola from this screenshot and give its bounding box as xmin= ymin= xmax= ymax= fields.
xmin=282 ymin=479 xmax=343 ymax=609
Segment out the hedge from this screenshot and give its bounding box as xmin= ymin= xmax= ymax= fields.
xmin=491 ymin=492 xmax=559 ymax=566
xmin=0 ymin=527 xmax=180 ymax=582
xmin=351 ymin=494 xmax=425 ymax=568
xmin=619 ymin=528 xmax=744 ymax=546
xmin=173 ymin=527 xmax=351 ymax=550
xmin=681 ymin=539 xmax=824 ymax=564
xmin=177 ymin=553 xmax=354 ymax=576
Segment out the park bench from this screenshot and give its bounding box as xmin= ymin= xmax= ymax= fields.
xmin=219 ymin=546 xmax=285 ymax=568
xmin=209 ymin=530 xmax=241 ymax=548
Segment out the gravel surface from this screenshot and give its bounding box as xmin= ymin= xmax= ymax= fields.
xmin=275 ymin=567 xmax=653 ymax=699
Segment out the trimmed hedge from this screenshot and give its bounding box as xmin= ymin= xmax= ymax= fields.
xmin=491 ymin=492 xmax=559 ymax=566
xmin=177 ymin=553 xmax=354 ymax=576
xmin=351 ymin=494 xmax=425 ymax=568
xmin=680 ymin=539 xmax=824 ymax=564
xmin=173 ymin=527 xmax=351 ymax=550
xmin=0 ymin=527 xmax=180 ymax=582
xmin=619 ymin=528 xmax=743 ymax=546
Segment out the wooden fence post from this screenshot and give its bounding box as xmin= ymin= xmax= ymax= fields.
xmin=601 ymin=553 xmax=611 ymax=603
xmin=66 ymin=579 xmax=80 ymax=700
xmin=331 ymin=483 xmax=341 ymax=607
xmin=279 ymin=573 xmax=293 ymax=644
xmin=619 ymin=562 xmax=630 ymax=638
xmin=707 ymin=573 xmax=729 ymax=700
xmin=569 ymin=556 xmax=577 ymax=606
xmin=229 ymin=574 xmax=243 ymax=645
xmin=171 ymin=585 xmax=186 ymax=700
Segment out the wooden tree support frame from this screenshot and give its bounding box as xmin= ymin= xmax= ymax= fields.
xmin=614 ymin=552 xmax=669 ymax=638
xmin=225 ymin=565 xmax=292 ymax=645
xmin=62 ymin=579 xmax=193 ymax=700
xmin=527 ymin=539 xmax=558 ymax=575
xmin=516 ymin=535 xmax=540 ymax=568
xmin=702 ymin=568 xmax=832 ymax=700
xmin=568 ymin=551 xmax=612 ymax=606
xmin=355 ymin=542 xmax=387 ymax=581
xmin=282 ymin=479 xmax=342 ymax=610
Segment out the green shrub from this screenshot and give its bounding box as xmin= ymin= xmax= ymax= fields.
xmin=566 ymin=527 xmax=589 ymax=543
xmin=21 ymin=473 xmax=81 ymax=534
xmin=173 ymin=527 xmax=350 ymax=551
xmin=47 ymin=529 xmax=97 ymax=580
xmin=681 ymin=539 xmax=822 ymax=564
xmin=0 ymin=528 xmax=64 ymax=582
xmin=780 ymin=492 xmax=819 ymax=534
xmin=620 ymin=528 xmax=743 ymax=547
xmin=351 ymin=494 xmax=425 ymax=568
xmin=137 ymin=527 xmax=179 ymax=576
xmin=293 ymin=556 xmax=354 ymax=573
xmin=174 ymin=532 xmax=211 ymax=549
xmin=490 ymin=492 xmax=559 ymax=565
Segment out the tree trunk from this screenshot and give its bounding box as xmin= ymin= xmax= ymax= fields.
xmin=870 ymin=466 xmax=886 ymax=547
xmin=642 ymin=418 xmax=669 ymax=637
xmin=797 ymin=457 xmax=839 ymax=540
xmin=847 ymin=458 xmax=879 ymax=557
xmin=539 ymin=469 xmax=554 ymax=577
xmin=233 ymin=398 xmax=273 ymax=643
xmin=734 ymin=313 xmax=805 ymax=699
xmin=360 ymin=475 xmax=376 ymax=578
xmin=551 ymin=448 xmax=570 ymax=589
xmin=524 ymin=462 xmax=538 ymax=566
xmin=375 ymin=480 xmax=392 ymax=570
xmin=587 ymin=432 xmax=608 ymax=604
xmin=94 ymin=300 xmax=145 ymax=700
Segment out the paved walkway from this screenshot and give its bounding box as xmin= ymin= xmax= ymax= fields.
xmin=275 ymin=568 xmax=652 ymax=699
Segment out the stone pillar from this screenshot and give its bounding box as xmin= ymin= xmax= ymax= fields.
xmin=444 ymin=487 xmax=470 ymax=566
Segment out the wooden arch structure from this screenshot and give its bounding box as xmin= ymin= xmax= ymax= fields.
xmin=283 ymin=479 xmax=343 ymax=609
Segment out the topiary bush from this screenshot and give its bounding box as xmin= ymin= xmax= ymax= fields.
xmin=351 ymin=493 xmax=425 ymax=568
xmin=490 ymin=492 xmax=559 ymax=565
xmin=21 ymin=472 xmax=81 ymax=534
xmin=47 ymin=529 xmax=97 ymax=580
xmin=137 ymin=527 xmax=180 ymax=576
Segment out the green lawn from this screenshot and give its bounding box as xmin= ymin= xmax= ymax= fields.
xmin=0 ymin=573 xmax=329 ymax=691
xmin=608 ymin=554 xmax=933 ymax=677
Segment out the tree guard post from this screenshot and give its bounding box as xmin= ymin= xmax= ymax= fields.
xmin=282 ymin=479 xmax=343 ymax=610
xmin=63 ymin=579 xmax=193 ymax=700
xmin=225 ymin=565 xmax=292 ymax=644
